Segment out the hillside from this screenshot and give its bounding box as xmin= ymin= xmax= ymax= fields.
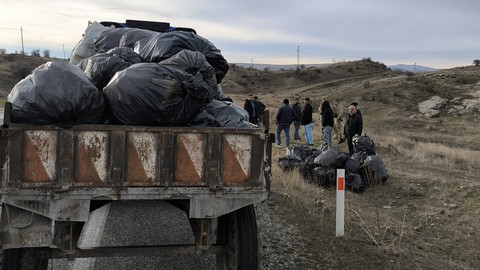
xmin=1 ymin=56 xmax=479 ymax=269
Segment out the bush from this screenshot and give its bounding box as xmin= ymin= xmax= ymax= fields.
xmin=11 ymin=62 xmax=33 ymax=80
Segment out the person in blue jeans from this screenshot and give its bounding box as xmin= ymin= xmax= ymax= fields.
xmin=292 ymin=98 xmax=302 ymax=140
xmin=321 ymin=99 xmax=334 ymax=146
xmin=275 ymin=99 xmax=296 ymax=148
xmin=301 ymin=97 xmax=314 ymax=145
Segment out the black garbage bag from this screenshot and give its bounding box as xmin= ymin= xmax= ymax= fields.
xmin=7 ymin=61 xmax=105 ymax=127
xmin=103 ymin=62 xmax=214 ymax=126
xmin=94 ymin=28 xmax=133 ymax=53
xmin=346 ymin=173 xmax=366 ymax=193
xmin=160 ymin=50 xmax=218 ymax=99
xmin=79 ymin=47 xmax=143 ymax=90
xmin=278 ymin=155 xmax=303 ymax=172
xmin=191 ymin=100 xmax=253 ymax=128
xmin=297 ymin=155 xmax=317 ymax=182
xmin=360 ymin=155 xmax=389 ymax=186
xmin=345 ymin=158 xmax=361 ymax=174
xmin=134 ymin=31 xmax=229 ymax=83
xmin=314 ymin=147 xmax=348 ymax=168
xmin=292 ymin=145 xmax=315 ymax=161
xmin=119 ymin=28 xmax=157 ymax=48
xmin=353 ymin=135 xmax=376 ymax=155
xmin=312 ymin=167 xmax=336 ymax=187
xmin=189 ymin=110 xmax=220 ymax=127
xmin=351 ymin=151 xmax=368 ymax=166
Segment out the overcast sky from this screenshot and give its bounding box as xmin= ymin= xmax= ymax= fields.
xmin=1 ymin=0 xmax=478 ymax=69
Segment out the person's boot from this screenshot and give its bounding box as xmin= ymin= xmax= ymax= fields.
xmin=338 ymin=137 xmax=346 ymax=144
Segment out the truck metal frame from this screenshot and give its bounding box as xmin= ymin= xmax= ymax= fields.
xmin=0 ymin=103 xmax=273 ymax=269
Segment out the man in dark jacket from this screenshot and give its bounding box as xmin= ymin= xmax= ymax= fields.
xmin=321 ymin=100 xmax=334 ymax=146
xmin=344 ymin=105 xmax=363 ymax=155
xmin=254 ymin=96 xmax=266 ymax=122
xmin=244 ymin=94 xmax=257 ymax=124
xmin=301 ymin=97 xmax=314 ymax=145
xmin=275 ymin=99 xmax=296 ymax=148
xmin=292 ymin=98 xmax=302 ymax=140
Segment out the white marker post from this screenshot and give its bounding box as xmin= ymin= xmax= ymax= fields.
xmin=336 ymin=169 xmax=345 ymax=237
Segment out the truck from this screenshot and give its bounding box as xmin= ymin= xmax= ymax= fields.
xmin=0 ymin=20 xmax=273 ymax=270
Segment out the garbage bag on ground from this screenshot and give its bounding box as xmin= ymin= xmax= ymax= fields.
xmin=278 ymin=155 xmax=303 ymax=172
xmin=346 ymin=173 xmax=366 ymax=193
xmin=353 ymin=135 xmax=376 ymax=155
xmin=80 ymin=47 xmax=143 ymax=90
xmin=360 ymin=155 xmax=389 ymax=185
xmin=314 ymin=147 xmax=348 ymax=168
xmin=344 ymin=158 xmax=361 ymax=174
xmin=351 ymin=151 xmax=368 ymax=166
xmin=297 ymin=155 xmax=317 ymax=182
xmin=292 ymin=145 xmax=315 ymax=161
xmin=103 ymin=62 xmax=214 ymax=126
xmin=191 ymin=100 xmax=253 ymax=128
xmin=70 ymin=21 xmax=109 ymax=65
xmin=134 ymin=31 xmax=229 ymax=82
xmin=93 ymin=28 xmax=133 ymax=53
xmin=312 ymin=167 xmax=336 ymax=187
xmin=8 ymin=61 xmax=105 ymax=127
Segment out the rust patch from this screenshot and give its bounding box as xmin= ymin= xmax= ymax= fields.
xmin=23 ymin=131 xmax=52 ymax=182
xmin=75 ymin=132 xmax=107 ymax=184
xmin=222 ymin=139 xmax=248 ymax=182
xmin=76 ymin=144 xmax=102 ymax=183
xmin=175 ymin=135 xmax=202 ymax=182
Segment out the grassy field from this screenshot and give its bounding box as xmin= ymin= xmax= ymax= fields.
xmin=227 ymin=62 xmax=480 ymax=269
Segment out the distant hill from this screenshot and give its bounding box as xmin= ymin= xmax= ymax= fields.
xmin=388 ymin=64 xmax=438 ymax=73
xmin=233 ymin=63 xmax=330 ymax=71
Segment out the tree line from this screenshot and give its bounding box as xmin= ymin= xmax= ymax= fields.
xmin=0 ymin=48 xmax=50 ymax=58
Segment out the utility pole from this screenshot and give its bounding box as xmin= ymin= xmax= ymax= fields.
xmin=251 ymin=57 xmax=253 ymax=68
xmin=63 ymin=44 xmax=66 ymax=59
xmin=296 ymin=45 xmax=300 ymax=71
xmin=20 ymin=26 xmax=24 ymax=55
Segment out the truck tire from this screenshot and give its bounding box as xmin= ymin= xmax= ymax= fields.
xmin=216 ymin=205 xmax=259 ymax=270
xmin=1 ymin=248 xmax=48 ymax=270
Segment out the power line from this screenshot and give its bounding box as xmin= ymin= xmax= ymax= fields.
xmin=22 ymin=29 xmax=63 ymax=47
xmin=0 ymin=27 xmax=19 ymax=31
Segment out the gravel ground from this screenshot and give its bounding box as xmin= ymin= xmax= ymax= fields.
xmin=47 ymin=195 xmax=305 ymax=270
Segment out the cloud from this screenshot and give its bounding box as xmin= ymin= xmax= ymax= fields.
xmin=0 ymin=0 xmax=478 ymax=68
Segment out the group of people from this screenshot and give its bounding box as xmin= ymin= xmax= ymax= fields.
xmin=244 ymin=93 xmax=363 ymax=155
xmin=270 ymin=96 xmax=363 ymax=155
xmin=243 ymin=94 xmax=266 ymax=125
xmin=274 ymin=97 xmax=315 ymax=149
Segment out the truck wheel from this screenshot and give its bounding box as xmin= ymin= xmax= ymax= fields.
xmin=2 ymin=248 xmax=48 ymax=270
xmin=216 ymin=205 xmax=259 ymax=270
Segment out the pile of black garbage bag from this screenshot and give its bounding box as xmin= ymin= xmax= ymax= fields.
xmin=7 ymin=21 xmax=251 ymax=128
xmin=278 ymin=135 xmax=388 ymax=193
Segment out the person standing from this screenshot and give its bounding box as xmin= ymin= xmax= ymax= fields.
xmin=301 ymin=97 xmax=314 ymax=146
xmin=321 ymin=100 xmax=334 ymax=146
xmin=254 ymin=96 xmax=266 ymax=122
xmin=275 ymin=99 xmax=296 ymax=148
xmin=344 ymin=105 xmax=363 ymax=155
xmin=244 ymin=94 xmax=257 ymax=124
xmin=291 ymin=98 xmax=302 ymax=141
xmin=332 ymin=99 xmax=344 ymax=140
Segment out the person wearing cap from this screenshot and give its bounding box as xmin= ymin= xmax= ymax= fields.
xmin=292 ymin=98 xmax=302 ymax=141
xmin=344 ymin=105 xmax=363 ymax=155
xmin=275 ymin=99 xmax=296 ymax=148
xmin=301 ymin=97 xmax=314 ymax=146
